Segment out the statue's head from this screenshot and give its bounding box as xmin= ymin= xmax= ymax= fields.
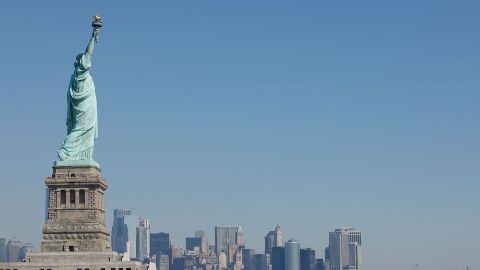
xmin=74 ymin=54 xmax=83 ymax=68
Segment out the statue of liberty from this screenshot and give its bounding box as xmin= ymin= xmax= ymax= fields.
xmin=57 ymin=16 xmax=102 ymax=166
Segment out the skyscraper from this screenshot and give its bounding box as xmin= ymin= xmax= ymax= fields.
xmin=187 ymin=238 xmax=208 ymax=257
xmin=18 ymin=243 xmax=35 ymax=262
xmin=111 ymin=209 xmax=131 ymax=252
xmin=324 ymin=247 xmax=330 ymax=263
xmin=271 ymin=247 xmax=285 ymax=270
xmin=316 ymin=259 xmax=325 ymax=270
xmin=255 ymin=254 xmax=271 ymax=270
xmin=214 ymin=226 xmax=243 ymax=255
xmin=136 ymin=218 xmax=151 ymax=261
xmin=0 ymin=238 xmax=6 ymax=262
xmin=348 ymin=242 xmax=362 ymax=270
xmin=236 ymin=226 xmax=245 ymax=248
xmin=150 ymin=232 xmax=171 ymax=257
xmin=186 ymin=237 xmax=201 ymax=253
xmin=328 ymin=227 xmax=362 ymax=270
xmin=300 ymin=248 xmax=316 ymax=270
xmin=186 ymin=230 xmax=208 ymax=258
xmin=285 ymin=240 xmax=300 ymax=270
xmin=155 ymin=254 xmax=170 ymax=270
xmin=6 ymin=238 xmax=22 ymax=262
xmin=242 ymin=248 xmax=256 ymax=270
xmin=265 ymin=225 xmax=283 ymax=254
xmin=111 ymin=209 xmax=140 ymax=259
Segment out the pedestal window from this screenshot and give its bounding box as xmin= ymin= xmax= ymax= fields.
xmin=70 ymin=190 xmax=76 ymax=207
xmin=79 ymin=190 xmax=85 ymax=207
xmin=61 ymin=190 xmax=66 ymax=207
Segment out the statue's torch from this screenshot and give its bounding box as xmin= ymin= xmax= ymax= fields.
xmin=91 ymin=15 xmax=103 ymax=43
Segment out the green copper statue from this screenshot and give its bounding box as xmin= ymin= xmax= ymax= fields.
xmin=57 ymin=16 xmax=103 ymax=166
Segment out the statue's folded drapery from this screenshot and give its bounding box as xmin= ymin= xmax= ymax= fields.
xmin=58 ymin=54 xmax=98 ymax=161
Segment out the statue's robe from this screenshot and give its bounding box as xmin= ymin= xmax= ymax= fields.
xmin=58 ymin=54 xmax=98 ymax=160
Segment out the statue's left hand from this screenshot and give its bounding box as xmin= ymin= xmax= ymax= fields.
xmin=93 ymin=28 xmax=100 ymax=43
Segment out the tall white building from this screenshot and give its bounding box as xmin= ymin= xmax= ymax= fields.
xmin=136 ymin=218 xmax=151 ymax=261
xmin=328 ymin=227 xmax=362 ymax=270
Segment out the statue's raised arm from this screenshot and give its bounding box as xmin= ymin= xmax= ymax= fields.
xmin=85 ymin=16 xmax=102 ymax=58
xmin=85 ymin=28 xmax=99 ymax=58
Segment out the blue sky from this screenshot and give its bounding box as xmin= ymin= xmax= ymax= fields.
xmin=0 ymin=1 xmax=479 ymax=269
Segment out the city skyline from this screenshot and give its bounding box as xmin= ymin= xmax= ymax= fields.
xmin=0 ymin=1 xmax=479 ymax=270
xmin=0 ymin=221 xmax=357 ymax=257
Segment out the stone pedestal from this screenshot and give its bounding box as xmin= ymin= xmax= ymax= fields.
xmin=41 ymin=164 xmax=111 ymax=252
xmin=0 ymin=164 xmax=150 ymax=270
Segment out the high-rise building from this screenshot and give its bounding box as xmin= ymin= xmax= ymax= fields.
xmin=111 ymin=209 xmax=131 ymax=252
xmin=136 ymin=218 xmax=151 ymax=261
xmin=316 ymin=259 xmax=325 ymax=270
xmin=150 ymin=232 xmax=171 ymax=257
xmin=300 ymin=248 xmax=316 ymax=270
xmin=242 ymin=248 xmax=255 ymax=270
xmin=255 ymin=254 xmax=271 ymax=270
xmin=186 ymin=230 xmax=208 ymax=258
xmin=271 ymin=247 xmax=285 ymax=270
xmin=18 ymin=243 xmax=35 ymax=262
xmin=6 ymin=238 xmax=23 ymax=262
xmin=328 ymin=227 xmax=362 ymax=270
xmin=111 ymin=209 xmax=140 ymax=259
xmin=186 ymin=237 xmax=201 ymax=253
xmin=265 ymin=225 xmax=283 ymax=254
xmin=155 ymin=254 xmax=170 ymax=270
xmin=236 ymin=226 xmax=245 ymax=248
xmin=0 ymin=238 xmax=6 ymax=262
xmin=348 ymin=242 xmax=362 ymax=270
xmin=226 ymin=243 xmax=242 ymax=268
xmin=324 ymin=247 xmax=330 ymax=263
xmin=214 ymin=226 xmax=243 ymax=255
xmin=232 ymin=248 xmax=244 ymax=270
xmin=285 ymin=240 xmax=300 ymax=270
xmin=187 ymin=237 xmax=209 ymax=258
